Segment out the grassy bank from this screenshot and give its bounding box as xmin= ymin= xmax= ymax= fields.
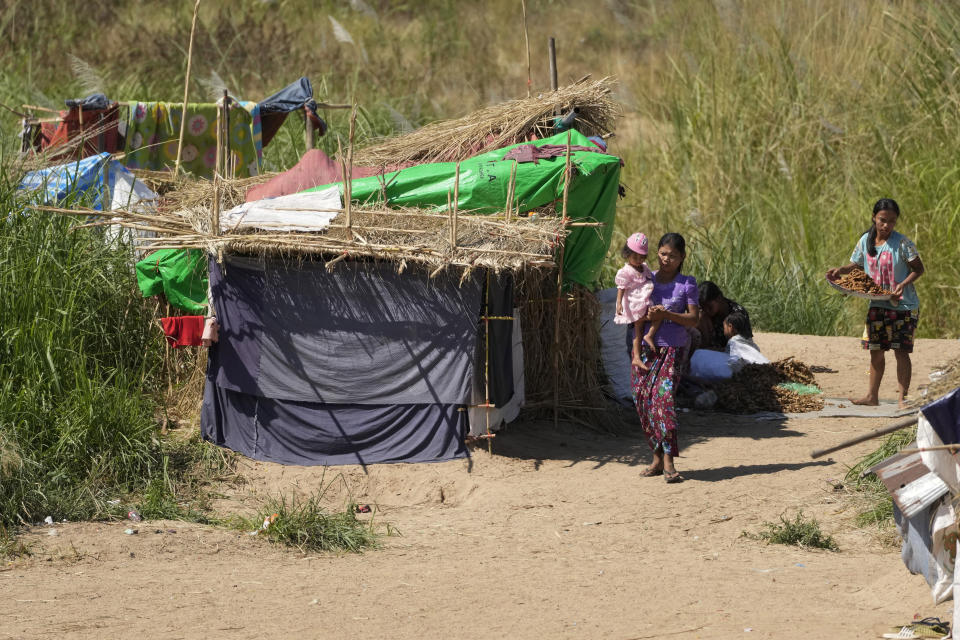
xmin=0 ymin=0 xmax=957 ymax=339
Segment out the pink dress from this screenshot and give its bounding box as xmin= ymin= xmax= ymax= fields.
xmin=614 ymin=263 xmax=654 ymax=325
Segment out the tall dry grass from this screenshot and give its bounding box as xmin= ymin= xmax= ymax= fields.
xmin=0 ymin=0 xmax=956 ymax=337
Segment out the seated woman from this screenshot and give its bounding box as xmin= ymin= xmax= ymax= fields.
xmin=697 ymin=281 xmax=749 ymax=349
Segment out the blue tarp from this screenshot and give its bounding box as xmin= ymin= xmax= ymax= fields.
xmin=201 ymin=255 xmax=480 ymax=465
xmin=18 ymin=152 xmax=153 ymax=211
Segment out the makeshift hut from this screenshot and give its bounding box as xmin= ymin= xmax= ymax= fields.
xmin=50 ymin=78 xmax=624 ymax=466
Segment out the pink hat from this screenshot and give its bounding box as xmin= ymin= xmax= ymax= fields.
xmin=627 ymin=232 xmax=648 ymax=255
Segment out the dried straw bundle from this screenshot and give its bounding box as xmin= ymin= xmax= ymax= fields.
xmin=516 ymin=268 xmax=628 ymax=433
xmin=353 ymin=77 xmax=619 ymax=166
xmin=39 ymin=199 xmax=568 ymax=273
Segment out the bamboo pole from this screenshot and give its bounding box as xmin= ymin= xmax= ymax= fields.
xmin=809 ymin=415 xmax=917 ymax=459
xmin=485 ymin=269 xmax=492 ymax=453
xmin=506 ymin=161 xmax=517 ymax=224
xmin=548 ymin=37 xmax=558 ymax=91
xmin=448 ymin=190 xmax=454 ymax=248
xmin=304 ymin=108 xmax=315 ymax=150
xmin=452 ymin=162 xmax=461 ymax=247
xmin=345 ymin=105 xmax=357 ymax=230
xmin=174 ymin=0 xmax=202 ymax=179
xmin=553 ymin=131 xmax=572 ymax=429
xmin=521 ymin=0 xmax=531 ymax=97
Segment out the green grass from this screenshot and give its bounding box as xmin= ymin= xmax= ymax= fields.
xmin=0 ymin=2 xmax=958 ymax=337
xmin=240 ymin=491 xmax=380 ymax=554
xmin=844 ymin=426 xmax=917 ymax=528
xmin=0 ymin=156 xmax=226 ymax=534
xmin=747 ymin=511 xmax=839 ymax=551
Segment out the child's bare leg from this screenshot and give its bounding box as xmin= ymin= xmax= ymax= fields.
xmin=894 ymin=349 xmax=912 ymax=409
xmin=632 ymin=321 xmax=649 ymax=371
xmin=643 ymin=320 xmax=660 ymax=352
xmin=851 ymin=349 xmax=884 ymax=406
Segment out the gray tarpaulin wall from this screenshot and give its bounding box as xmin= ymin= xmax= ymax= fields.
xmin=201 ymin=256 xmax=483 ymax=465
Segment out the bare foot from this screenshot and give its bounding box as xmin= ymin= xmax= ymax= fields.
xmin=643 ymin=334 xmax=657 ymax=352
xmin=632 ymin=353 xmax=649 ymax=372
xmin=850 ymin=395 xmax=879 ymax=406
xmin=899 ymin=400 xmax=911 ymax=410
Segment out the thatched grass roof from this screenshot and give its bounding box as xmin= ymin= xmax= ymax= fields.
xmin=352 ymin=77 xmax=619 ymax=166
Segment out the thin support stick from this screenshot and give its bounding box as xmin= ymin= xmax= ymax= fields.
xmin=174 ymin=0 xmax=202 ymax=179
xmin=448 ymin=190 xmax=454 ymax=249
xmin=553 ymin=132 xmax=572 ymax=429
xmin=506 ymin=161 xmax=517 ymax=223
xmin=452 ymin=162 xmax=461 ymax=248
xmin=345 ymin=105 xmax=357 ymax=230
xmin=221 ymin=89 xmax=232 ymax=176
xmin=548 ymin=37 xmax=558 ymax=91
xmin=485 ymin=269 xmax=492 ymax=454
xmin=521 ymin=0 xmax=531 ymax=97
xmin=304 ymin=106 xmax=315 ymax=150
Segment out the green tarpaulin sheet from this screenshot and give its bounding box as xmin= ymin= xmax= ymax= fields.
xmin=135 ymin=248 xmax=208 ymax=313
xmin=309 ymin=130 xmax=621 ymax=286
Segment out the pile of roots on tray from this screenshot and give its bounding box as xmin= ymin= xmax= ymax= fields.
xmin=832 ymin=268 xmax=891 ymax=296
xmin=714 ymin=357 xmax=824 ymax=414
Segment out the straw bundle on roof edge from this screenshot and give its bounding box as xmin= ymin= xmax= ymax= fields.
xmin=39 ymin=201 xmax=573 ymax=273
xmin=353 ymin=77 xmax=620 ymax=166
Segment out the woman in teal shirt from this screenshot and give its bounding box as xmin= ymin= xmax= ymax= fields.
xmin=827 ymin=198 xmax=925 ymax=409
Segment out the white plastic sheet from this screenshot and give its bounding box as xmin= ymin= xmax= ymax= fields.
xmin=221 ymin=187 xmax=342 ymax=232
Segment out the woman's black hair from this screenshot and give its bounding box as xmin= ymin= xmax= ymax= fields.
xmin=867 ymin=198 xmax=901 ymax=258
xmin=698 ymin=280 xmax=723 ymax=306
xmin=724 ymin=310 xmax=752 ymax=339
xmin=657 ymin=232 xmax=686 ymax=271
xmin=620 ymin=242 xmax=638 ymax=260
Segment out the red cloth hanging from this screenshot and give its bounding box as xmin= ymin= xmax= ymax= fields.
xmin=160 ymin=316 xmax=205 ymax=348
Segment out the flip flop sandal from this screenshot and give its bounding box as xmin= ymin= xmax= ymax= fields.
xmin=882 ymin=618 xmax=951 ymax=639
xmin=664 ymin=471 xmax=684 ymax=484
xmin=639 ymin=466 xmax=663 ymax=477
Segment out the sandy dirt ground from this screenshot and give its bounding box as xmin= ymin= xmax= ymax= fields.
xmin=3 ymin=333 xmax=960 ymax=639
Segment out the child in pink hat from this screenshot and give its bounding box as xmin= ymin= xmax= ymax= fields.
xmin=614 ymin=232 xmax=660 ymax=370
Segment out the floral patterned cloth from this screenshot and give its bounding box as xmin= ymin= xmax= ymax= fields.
xmin=861 ymin=307 xmax=919 ymax=352
xmin=613 ymin=263 xmax=654 ymax=325
xmin=632 ymin=345 xmax=687 ymax=456
xmin=121 ymin=101 xmax=262 ymax=178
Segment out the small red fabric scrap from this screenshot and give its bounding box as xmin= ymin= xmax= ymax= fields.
xmin=161 ymin=316 xmax=205 ymax=347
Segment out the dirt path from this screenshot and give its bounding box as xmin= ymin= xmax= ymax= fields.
xmin=3 ymin=334 xmax=959 ymax=639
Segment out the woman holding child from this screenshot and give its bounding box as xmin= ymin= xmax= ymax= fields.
xmin=626 ymin=233 xmax=700 ymax=483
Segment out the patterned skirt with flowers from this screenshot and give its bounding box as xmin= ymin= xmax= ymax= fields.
xmin=632 ymin=346 xmax=687 ymax=456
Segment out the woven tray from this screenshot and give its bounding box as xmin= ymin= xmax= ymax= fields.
xmin=825 ymin=276 xmax=891 ymax=300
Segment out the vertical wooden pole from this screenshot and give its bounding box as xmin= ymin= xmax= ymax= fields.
xmin=452 ymin=162 xmax=461 ymax=246
xmin=448 ymin=190 xmax=454 ymax=248
xmin=552 ymin=131 xmax=572 ymax=429
xmin=548 ymin=37 xmax=558 ymax=91
xmin=174 ymin=0 xmax=202 ymax=178
xmin=222 ymin=89 xmax=232 ymax=177
xmin=484 ymin=269 xmax=492 ymax=452
xmin=304 ymin=106 xmax=315 ymax=150
xmin=506 ymin=161 xmax=517 ymax=223
xmin=521 ymin=0 xmax=531 ymax=97
xmin=345 ymin=105 xmax=357 ymax=230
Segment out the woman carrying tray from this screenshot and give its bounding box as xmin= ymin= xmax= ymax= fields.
xmin=826 ymin=198 xmax=925 ymax=409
